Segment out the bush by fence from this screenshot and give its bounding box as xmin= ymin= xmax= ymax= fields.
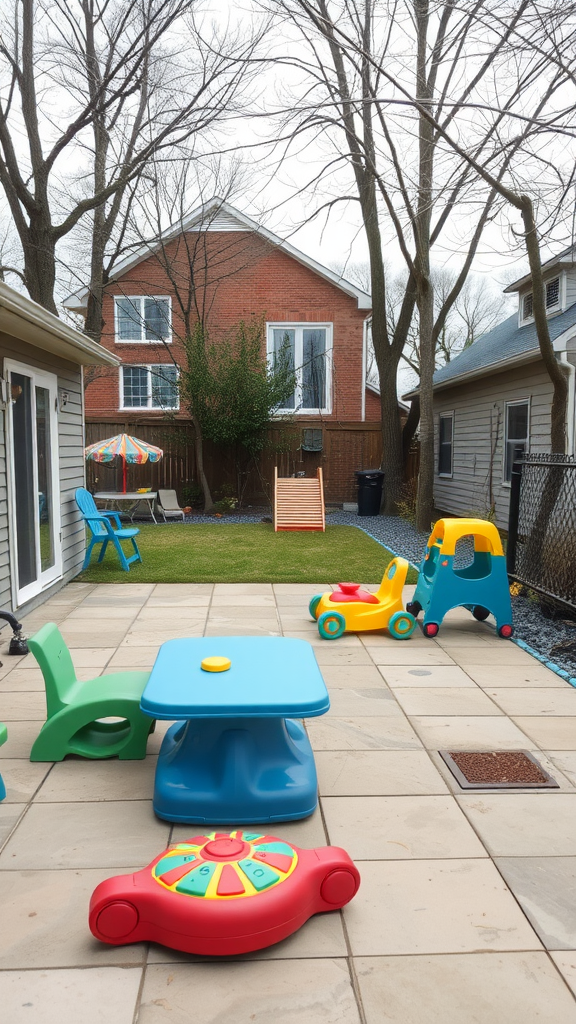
xmin=507 ymin=453 xmax=576 ymax=610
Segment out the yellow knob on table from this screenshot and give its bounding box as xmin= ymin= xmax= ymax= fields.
xmin=201 ymin=656 xmax=231 ymax=673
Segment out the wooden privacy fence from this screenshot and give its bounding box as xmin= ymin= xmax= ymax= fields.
xmin=85 ymin=419 xmax=392 ymax=505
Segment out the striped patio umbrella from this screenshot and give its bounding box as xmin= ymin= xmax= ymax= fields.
xmin=84 ymin=433 xmax=163 ymax=493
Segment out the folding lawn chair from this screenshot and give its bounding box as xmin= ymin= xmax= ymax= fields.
xmin=157 ymin=489 xmax=186 ymax=521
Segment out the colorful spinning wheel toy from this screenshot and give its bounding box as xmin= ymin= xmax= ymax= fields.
xmin=89 ymin=831 xmax=360 ymax=955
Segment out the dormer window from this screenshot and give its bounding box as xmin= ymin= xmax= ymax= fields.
xmin=545 ymin=277 xmax=560 ymax=310
xmin=520 ymin=274 xmax=562 ymax=325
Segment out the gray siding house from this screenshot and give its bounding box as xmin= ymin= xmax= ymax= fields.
xmin=424 ymin=249 xmax=576 ymax=529
xmin=0 ymin=282 xmax=119 ymax=614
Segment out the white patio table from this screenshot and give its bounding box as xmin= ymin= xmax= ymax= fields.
xmin=94 ymin=491 xmax=159 ymax=524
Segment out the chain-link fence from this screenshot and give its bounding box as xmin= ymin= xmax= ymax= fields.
xmin=507 ymin=453 xmax=576 ymax=609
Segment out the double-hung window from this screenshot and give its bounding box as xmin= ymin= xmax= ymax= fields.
xmin=545 ymin=277 xmax=560 ymax=311
xmin=504 ymin=400 xmax=529 ymax=482
xmin=121 ymin=365 xmax=179 ymax=410
xmin=268 ymin=323 xmax=332 ymax=413
xmin=115 ymin=296 xmax=171 ymax=343
xmin=438 ymin=412 xmax=454 ymax=476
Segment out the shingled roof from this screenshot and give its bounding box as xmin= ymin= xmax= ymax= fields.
xmin=429 ymin=300 xmax=576 ymax=391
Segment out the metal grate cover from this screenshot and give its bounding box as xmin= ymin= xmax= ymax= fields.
xmin=439 ymin=750 xmax=559 ymax=789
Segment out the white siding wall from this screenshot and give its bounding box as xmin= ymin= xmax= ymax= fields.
xmin=0 ymin=335 xmax=85 ymax=613
xmin=564 ymin=269 xmax=576 ymax=310
xmin=433 ymin=360 xmax=553 ymax=529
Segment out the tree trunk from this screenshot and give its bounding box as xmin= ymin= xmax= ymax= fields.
xmin=22 ymin=216 xmax=58 ymax=315
xmin=192 ymin=413 xmax=214 ymax=511
xmin=520 ymin=197 xmax=569 ymax=453
xmin=378 ymin=352 xmax=404 ymax=513
xmin=416 ymin=278 xmax=436 ymax=531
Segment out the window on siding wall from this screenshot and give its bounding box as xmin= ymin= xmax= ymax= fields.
xmin=504 ymin=400 xmax=529 ymax=482
xmin=522 ymin=293 xmax=533 ymax=320
xmin=115 ymin=296 xmax=171 ymax=342
xmin=268 ymin=323 xmax=332 ymax=412
xmin=545 ymin=277 xmax=560 ymax=309
xmin=438 ymin=413 xmax=454 ymax=476
xmin=121 ymin=365 xmax=179 ymax=409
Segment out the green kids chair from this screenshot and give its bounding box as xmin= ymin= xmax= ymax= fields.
xmin=28 ymin=623 xmax=155 ymax=762
xmin=0 ymin=722 xmax=7 ymax=800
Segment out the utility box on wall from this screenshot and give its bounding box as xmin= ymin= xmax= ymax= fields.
xmin=301 ymin=428 xmax=323 ymax=452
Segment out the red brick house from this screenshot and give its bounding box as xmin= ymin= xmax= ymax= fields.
xmin=65 ymin=199 xmax=381 ymax=501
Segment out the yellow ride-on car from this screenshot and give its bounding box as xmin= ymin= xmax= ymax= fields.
xmin=309 ymin=557 xmax=417 ymax=640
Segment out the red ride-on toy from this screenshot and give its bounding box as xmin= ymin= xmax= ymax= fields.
xmin=89 ymin=831 xmax=360 ymax=956
xmin=309 ymin=557 xmax=417 ymax=640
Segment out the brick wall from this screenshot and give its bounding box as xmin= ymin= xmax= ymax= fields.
xmin=85 ymin=230 xmax=371 ymax=423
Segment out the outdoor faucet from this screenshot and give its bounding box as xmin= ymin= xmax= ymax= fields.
xmin=0 ymin=610 xmax=29 ymax=655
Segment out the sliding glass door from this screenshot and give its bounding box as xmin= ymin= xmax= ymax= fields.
xmin=6 ymin=361 xmax=62 ymax=605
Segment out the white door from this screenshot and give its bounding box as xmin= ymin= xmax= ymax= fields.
xmin=6 ymin=360 xmax=62 ymax=606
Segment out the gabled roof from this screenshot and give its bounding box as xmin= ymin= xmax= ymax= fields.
xmin=64 ymin=198 xmax=372 ymax=312
xmin=503 ymin=244 xmax=576 ymax=293
xmin=426 ymin=300 xmax=576 ymax=393
xmin=0 ymin=281 xmax=119 ymax=367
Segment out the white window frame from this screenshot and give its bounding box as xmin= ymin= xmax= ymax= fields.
xmin=437 ymin=411 xmax=454 ymax=478
xmin=519 ymin=272 xmax=565 ymax=326
xmin=119 ymin=364 xmax=180 ymax=411
xmin=5 ymin=359 xmax=63 ymax=607
xmin=266 ymin=321 xmax=333 ymax=415
xmin=503 ymin=398 xmax=530 ymax=486
xmin=545 ymin=275 xmax=562 ymax=314
xmin=114 ymin=295 xmax=172 ymax=344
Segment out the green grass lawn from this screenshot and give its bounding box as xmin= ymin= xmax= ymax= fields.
xmin=77 ymin=523 xmax=417 ymax=584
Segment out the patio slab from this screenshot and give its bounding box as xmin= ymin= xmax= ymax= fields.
xmin=322 ymin=795 xmax=487 ymax=859
xmin=306 ymin=715 xmax=423 ymax=751
xmin=0 ymin=800 xmax=170 ymax=869
xmin=355 ymin=953 xmax=576 ymax=1024
xmin=138 ymin=959 xmax=361 ymax=1024
xmin=344 ymin=859 xmax=542 ymax=955
xmin=0 ymin=867 xmax=146 ymax=968
xmin=316 ymin=750 xmax=449 ymax=796
xmin=495 ymin=857 xmax=576 ymax=950
xmin=392 ymin=686 xmax=503 ymax=716
xmin=409 ymin=715 xmax=534 ymax=750
xmin=0 ymin=966 xmax=142 ymax=1024
xmin=456 ymin=793 xmax=576 ymax=857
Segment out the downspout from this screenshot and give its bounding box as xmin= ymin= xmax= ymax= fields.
xmin=558 ymin=352 xmax=575 ymax=454
xmin=361 ymin=318 xmax=368 ymax=422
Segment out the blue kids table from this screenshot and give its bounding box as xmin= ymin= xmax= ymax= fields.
xmin=140 ymin=636 xmax=330 ymax=824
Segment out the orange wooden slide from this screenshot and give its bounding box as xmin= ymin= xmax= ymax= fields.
xmin=273 ymin=467 xmax=326 ymax=532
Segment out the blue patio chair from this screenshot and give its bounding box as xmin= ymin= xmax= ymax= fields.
xmin=75 ymin=488 xmax=142 ymax=572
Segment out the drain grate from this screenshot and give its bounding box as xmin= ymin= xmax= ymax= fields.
xmin=438 ymin=750 xmax=559 ymax=789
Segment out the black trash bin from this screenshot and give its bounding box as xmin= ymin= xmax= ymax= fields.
xmin=355 ymin=469 xmax=385 ymax=516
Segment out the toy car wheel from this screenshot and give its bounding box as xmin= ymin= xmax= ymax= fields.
xmin=388 ymin=610 xmax=417 ymax=640
xmin=423 ymin=622 xmax=439 ymax=638
xmin=318 ymin=611 xmax=346 ymax=640
xmin=405 ymin=601 xmax=421 ymax=616
xmin=309 ymin=595 xmax=323 ymax=620
xmin=498 ymin=624 xmax=514 ymax=639
xmin=472 ymin=606 xmax=490 ymax=621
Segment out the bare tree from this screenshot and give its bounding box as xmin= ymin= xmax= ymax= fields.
xmin=0 ymin=0 xmax=264 ymax=319
xmin=262 ymin=0 xmax=543 ymax=524
xmin=294 ymin=0 xmax=576 ymax=484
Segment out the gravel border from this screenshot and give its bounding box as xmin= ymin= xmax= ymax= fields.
xmin=142 ymin=506 xmax=576 ymax=685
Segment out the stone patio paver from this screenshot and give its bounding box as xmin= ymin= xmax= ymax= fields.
xmin=0 ymin=580 xmax=574 ymax=1022
xmin=355 ymin=953 xmax=576 ymax=1024
xmin=495 ymin=857 xmax=576 ymax=950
